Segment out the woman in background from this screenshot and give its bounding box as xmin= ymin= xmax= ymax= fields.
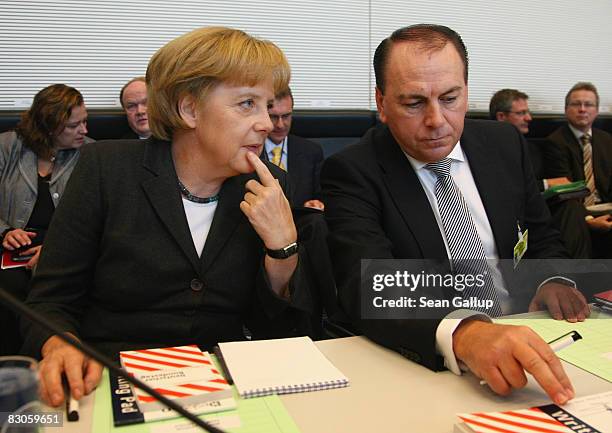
xmin=22 ymin=27 xmax=313 ymax=407
xmin=0 ymin=84 xmax=90 ymax=355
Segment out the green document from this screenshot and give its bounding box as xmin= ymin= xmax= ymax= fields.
xmin=497 ymin=307 xmax=612 ymax=383
xmin=541 ymin=180 xmax=587 ymax=199
xmin=92 ymin=368 xmax=301 ymax=433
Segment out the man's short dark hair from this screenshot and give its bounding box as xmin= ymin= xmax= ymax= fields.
xmin=373 ymin=24 xmax=468 ymax=94
xmin=565 ymin=81 xmax=599 ymax=109
xmin=119 ymin=76 xmax=146 ymax=108
xmin=489 ymin=89 xmax=529 ymax=119
xmin=275 ymin=87 xmax=293 ymax=107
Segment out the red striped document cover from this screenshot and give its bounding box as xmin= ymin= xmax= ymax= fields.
xmin=456 ymin=391 xmax=611 ymax=433
xmin=119 ymin=345 xmax=233 ymax=412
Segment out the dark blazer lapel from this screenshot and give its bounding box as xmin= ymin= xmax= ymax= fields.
xmin=140 ymin=139 xmax=201 ymax=272
xmin=376 ymin=127 xmax=447 ymax=259
xmin=286 ymin=135 xmax=302 ymax=174
xmin=592 ymin=129 xmax=610 ymax=199
xmin=460 ymin=122 xmax=514 ymax=257
xmin=562 ymin=125 xmax=583 ymax=167
xmin=199 ymin=174 xmax=246 ymax=273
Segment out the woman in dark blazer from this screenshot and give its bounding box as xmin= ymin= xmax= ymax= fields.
xmin=22 ymin=27 xmax=313 ymax=407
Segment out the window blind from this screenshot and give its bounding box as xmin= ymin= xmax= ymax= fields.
xmin=1 ymin=0 xmax=611 ymax=113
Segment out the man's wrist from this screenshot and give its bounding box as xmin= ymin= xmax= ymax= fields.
xmin=452 ymin=319 xmax=488 ymax=359
xmin=41 ymin=333 xmax=79 ymax=357
xmin=537 ymin=276 xmax=576 ymax=293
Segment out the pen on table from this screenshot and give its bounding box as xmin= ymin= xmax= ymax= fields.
xmin=479 ymin=330 xmax=582 ymax=386
xmin=63 ymin=377 xmax=80 ymax=422
xmin=66 ymin=395 xmax=79 ymax=421
xmin=213 ymin=345 xmax=234 ymax=385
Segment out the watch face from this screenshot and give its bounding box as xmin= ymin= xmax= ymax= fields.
xmin=284 ymin=243 xmax=299 ymax=256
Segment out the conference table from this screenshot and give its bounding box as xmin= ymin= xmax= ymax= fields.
xmin=53 ymin=332 xmax=611 ymax=433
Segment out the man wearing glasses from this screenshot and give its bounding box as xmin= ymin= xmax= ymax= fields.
xmin=264 ymin=87 xmax=324 ymax=209
xmin=545 ymin=82 xmax=612 ymax=257
xmin=119 ymin=77 xmax=151 ymax=140
xmin=490 ymin=88 xmax=533 ymax=135
xmin=490 ymin=89 xmax=591 ymax=259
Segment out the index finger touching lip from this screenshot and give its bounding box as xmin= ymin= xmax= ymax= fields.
xmin=246 ymin=151 xmax=276 ymax=186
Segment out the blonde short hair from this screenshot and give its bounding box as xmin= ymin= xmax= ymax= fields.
xmin=146 ymin=27 xmax=290 ymax=140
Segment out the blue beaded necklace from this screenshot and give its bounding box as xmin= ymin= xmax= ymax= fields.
xmin=178 ymin=180 xmax=220 ymax=204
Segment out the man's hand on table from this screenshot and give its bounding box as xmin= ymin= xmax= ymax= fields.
xmin=453 ymin=320 xmax=574 ymax=405
xmin=528 ymin=281 xmax=590 ymax=322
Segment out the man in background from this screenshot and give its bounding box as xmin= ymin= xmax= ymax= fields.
xmin=490 ymin=88 xmax=591 ymax=258
xmin=489 ymin=89 xmax=571 ymax=187
xmin=544 ymin=82 xmax=612 ymax=257
xmin=490 ymin=88 xmax=532 ymax=135
xmin=264 ymin=88 xmax=324 ymax=209
xmin=119 ymin=77 xmax=151 ymax=139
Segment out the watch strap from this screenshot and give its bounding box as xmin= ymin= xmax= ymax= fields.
xmin=265 ymin=241 xmax=298 ymax=259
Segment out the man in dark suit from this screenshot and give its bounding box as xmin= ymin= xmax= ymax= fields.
xmin=264 ymin=87 xmax=324 ymax=209
xmin=544 ymin=82 xmax=612 ymax=257
xmin=321 ymin=24 xmax=589 ymax=404
xmin=119 ymin=77 xmax=151 ymax=139
xmin=490 ymin=88 xmax=591 ymax=258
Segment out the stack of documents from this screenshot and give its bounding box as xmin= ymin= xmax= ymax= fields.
xmin=455 ymin=391 xmax=612 ymax=433
xmin=119 ymin=345 xmax=233 ymax=412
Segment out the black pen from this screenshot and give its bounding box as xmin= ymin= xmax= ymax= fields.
xmin=213 ymin=346 xmax=233 ymax=385
xmin=63 ymin=378 xmax=80 ymax=421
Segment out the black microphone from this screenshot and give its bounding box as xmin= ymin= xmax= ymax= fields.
xmin=0 ymin=286 xmax=225 ymax=433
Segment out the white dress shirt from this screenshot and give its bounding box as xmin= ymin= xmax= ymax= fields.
xmin=403 ymin=142 xmax=511 ymax=374
xmin=264 ymin=136 xmax=288 ymax=169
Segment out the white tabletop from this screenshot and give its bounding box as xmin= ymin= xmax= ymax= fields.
xmin=52 ymin=335 xmax=611 ymax=433
xmin=283 ymin=336 xmax=610 ymax=432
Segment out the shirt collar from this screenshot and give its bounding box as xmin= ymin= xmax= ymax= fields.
xmin=403 ymin=141 xmax=465 ymax=172
xmin=264 ymin=136 xmax=287 ymax=154
xmin=568 ymin=123 xmax=592 ymax=142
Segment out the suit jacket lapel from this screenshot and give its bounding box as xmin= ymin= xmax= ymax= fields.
xmin=286 ymin=135 xmax=301 ymax=173
xmin=18 ymin=145 xmax=38 ymax=194
xmin=562 ymin=125 xmax=583 ymax=166
xmin=140 ymin=139 xmax=201 ymax=272
xmin=376 ymin=127 xmax=448 ymax=259
xmin=199 ymin=174 xmax=246 ymax=274
xmin=591 ymin=129 xmax=609 ymax=198
xmin=460 ymin=122 xmax=514 ymax=257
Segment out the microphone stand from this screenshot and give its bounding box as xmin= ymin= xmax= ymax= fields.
xmin=0 ymin=287 xmax=225 ymax=433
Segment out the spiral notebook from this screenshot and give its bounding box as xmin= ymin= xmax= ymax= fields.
xmin=218 ymin=336 xmax=349 ymax=398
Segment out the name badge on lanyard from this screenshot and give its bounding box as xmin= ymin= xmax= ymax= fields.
xmin=513 ymin=220 xmax=528 ymax=269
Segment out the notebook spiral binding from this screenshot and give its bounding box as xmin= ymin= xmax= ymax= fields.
xmin=241 ymin=379 xmax=349 ymax=399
